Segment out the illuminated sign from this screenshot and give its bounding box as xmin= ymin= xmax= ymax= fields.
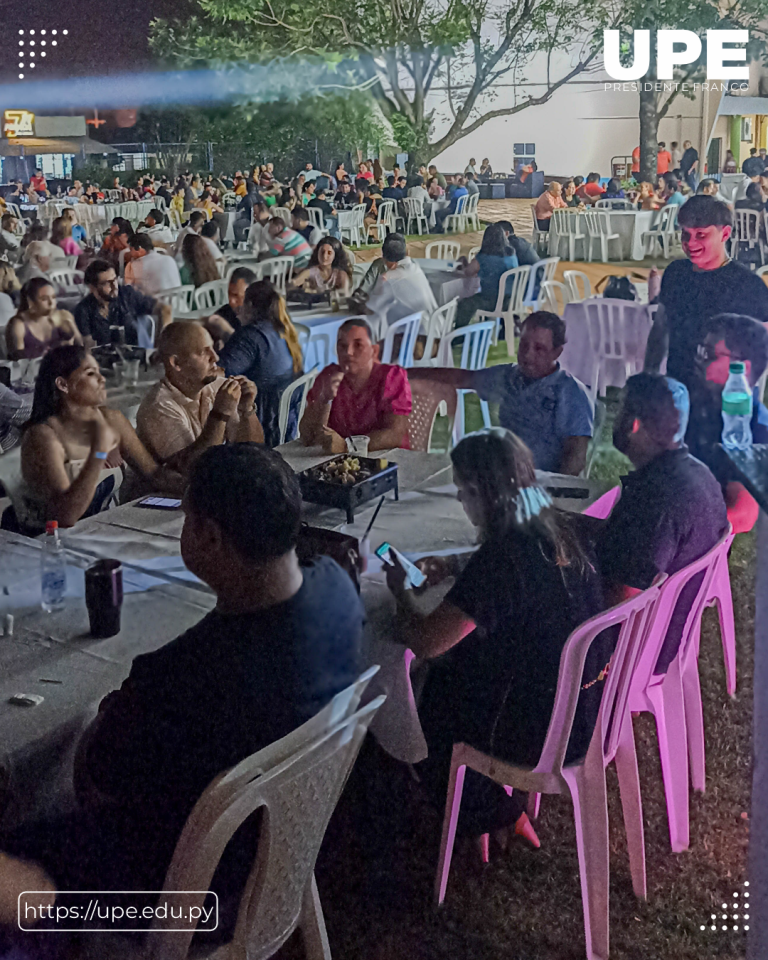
xmin=3 ymin=109 xmax=35 ymax=137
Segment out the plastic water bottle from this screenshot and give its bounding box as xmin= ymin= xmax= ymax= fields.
xmin=41 ymin=520 xmax=66 ymax=613
xmin=721 ymin=361 xmax=753 ymax=452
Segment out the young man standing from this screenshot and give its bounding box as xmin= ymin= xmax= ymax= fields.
xmin=645 ymin=196 xmax=768 ymax=392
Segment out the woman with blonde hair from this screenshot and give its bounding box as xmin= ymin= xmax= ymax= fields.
xmin=218 ymin=279 xmax=303 ymax=445
xmin=179 ymin=233 xmax=220 ymax=287
xmin=291 ymin=237 xmax=352 ymax=296
xmin=50 ymin=216 xmax=83 ymax=258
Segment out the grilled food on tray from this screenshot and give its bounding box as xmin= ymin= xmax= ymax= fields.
xmin=309 ymin=457 xmax=371 ymax=485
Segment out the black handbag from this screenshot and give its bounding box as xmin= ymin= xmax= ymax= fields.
xmin=599 ymin=275 xmax=637 ymax=301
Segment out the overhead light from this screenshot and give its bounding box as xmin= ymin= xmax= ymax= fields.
xmin=29 ymin=29 xmax=34 ymax=35
xmin=29 ymin=41 xmax=34 ymax=46
xmin=18 ymin=62 xmax=24 ymax=69
xmin=63 ymin=29 xmax=68 ymax=35
xmin=19 ymin=73 xmax=24 ymax=79
xmin=41 ymin=52 xmax=46 ymax=57
xmin=41 ymin=30 xmax=46 ymax=35
xmin=30 ymin=63 xmax=35 ymax=69
xmin=41 ymin=41 xmax=46 ymax=46
xmin=52 ymin=41 xmax=57 ymax=46
xmin=18 ymin=40 xmax=23 ymax=46
xmin=18 ymin=29 xmax=23 ymax=35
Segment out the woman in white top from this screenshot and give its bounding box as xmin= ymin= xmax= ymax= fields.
xmin=19 ymin=345 xmax=183 ymax=531
xmin=17 ymin=222 xmax=65 ymax=282
xmin=291 ymin=237 xmax=352 ymax=296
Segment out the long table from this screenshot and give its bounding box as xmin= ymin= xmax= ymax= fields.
xmin=0 ymin=444 xmax=610 ymax=829
xmin=547 ymin=209 xmax=658 ymax=262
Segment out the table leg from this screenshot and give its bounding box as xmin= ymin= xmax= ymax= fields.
xmin=748 ymin=509 xmax=768 ymax=958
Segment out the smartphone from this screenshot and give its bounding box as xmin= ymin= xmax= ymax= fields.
xmin=375 ymin=542 xmax=427 ymax=589
xmin=138 ymin=497 xmax=182 ymax=510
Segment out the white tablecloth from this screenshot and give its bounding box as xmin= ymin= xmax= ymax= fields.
xmin=413 ymin=258 xmax=480 ymax=305
xmin=559 ymin=297 xmax=656 ymax=391
xmin=548 ymin=209 xmax=658 ymax=261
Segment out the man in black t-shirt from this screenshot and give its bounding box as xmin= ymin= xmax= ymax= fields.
xmin=679 ymin=140 xmax=698 ymax=190
xmin=742 ymin=148 xmax=765 ymax=178
xmin=646 ymin=196 xmax=768 ymax=392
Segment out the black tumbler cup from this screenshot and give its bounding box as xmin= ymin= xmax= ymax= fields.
xmin=85 ymin=559 xmax=123 ymax=638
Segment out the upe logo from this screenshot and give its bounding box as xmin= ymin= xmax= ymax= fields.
xmin=604 ymin=29 xmax=748 ymax=80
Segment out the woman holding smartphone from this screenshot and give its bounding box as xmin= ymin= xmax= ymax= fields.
xmin=15 ymin=345 xmax=183 ymax=532
xmin=384 ymin=428 xmax=606 ymax=853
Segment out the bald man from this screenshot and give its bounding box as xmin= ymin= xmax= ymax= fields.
xmin=136 ymin=322 xmax=263 ymax=471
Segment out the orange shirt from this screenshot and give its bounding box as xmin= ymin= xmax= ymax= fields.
xmin=534 ymin=191 xmax=567 ymax=220
xmin=657 ymin=150 xmax=672 ymax=174
xmin=631 ymin=147 xmax=640 ymax=173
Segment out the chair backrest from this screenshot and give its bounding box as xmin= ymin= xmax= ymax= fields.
xmin=146 ymin=698 xmax=385 ymax=960
xmin=305 ymin=206 xmax=324 ymax=231
xmin=563 ymin=269 xmax=592 ymax=301
xmin=524 ymin=255 xmax=560 ymax=302
xmin=537 ymin=279 xmax=570 ymax=314
xmin=494 ymin=265 xmax=531 ymax=316
xmin=582 ymin=484 xmax=621 ymax=520
xmin=260 ymin=256 xmax=294 ymax=294
xmin=531 ymin=203 xmax=541 ymax=232
xmin=380 ymin=311 xmax=422 ymax=367
xmin=47 ymin=266 xmax=83 ymax=290
xmin=168 ymin=207 xmax=182 ymax=231
xmin=453 ymin=194 xmax=468 ymax=215
xmin=468 ymin=246 xmax=481 ymax=261
xmin=596 ymin=198 xmax=634 ymax=210
xmin=583 ymin=210 xmax=613 ymax=236
xmin=351 ymin=262 xmax=370 ymax=288
xmin=5 ymin=202 xmax=22 ymax=220
xmin=65 ymin=254 xmax=79 ymax=269
xmin=551 ymin=208 xmax=577 ymax=238
xmin=425 ymin=240 xmax=460 ymax=261
xmin=583 ymin=298 xmax=654 ymax=364
xmin=193 ymin=279 xmax=228 ymax=311
xmin=417 ymin=297 xmax=458 ymax=367
xmin=293 ymin=322 xmax=310 ymax=357
xmin=436 ymin=319 xmax=495 ymax=369
xmin=403 ymin=197 xmax=424 ymax=218
xmin=156 ymin=284 xmax=196 ymax=314
xmin=630 ymin=525 xmax=733 ymax=697
xmin=534 ymin=583 xmax=663 ymax=778
xmin=407 ymin=376 xmax=457 ymax=451
xmin=278 ymin=367 xmax=319 ymax=444
xmin=377 ymin=200 xmax=395 ymax=226
xmin=653 ymin=205 xmax=676 ymax=234
xmin=271 ymin=206 xmax=293 ymax=227
xmin=465 ymin=193 xmax=479 ymax=214
xmin=122 ymin=200 xmax=138 ymax=223
xmin=757 ymin=263 xmax=768 ymax=278
xmin=735 ymin=208 xmax=760 ymax=241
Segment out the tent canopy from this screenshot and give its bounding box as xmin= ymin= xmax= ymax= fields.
xmin=0 ymin=137 xmax=119 ymax=157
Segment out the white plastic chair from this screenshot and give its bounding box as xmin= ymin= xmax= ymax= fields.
xmin=468 ymin=246 xmax=481 ymax=261
xmin=278 ymin=367 xmax=319 ymax=444
xmin=260 ymin=256 xmax=294 ymax=295
xmin=193 ymin=279 xmax=229 ymax=312
xmin=338 ymin=204 xmax=366 ymax=247
xmin=583 ymin=210 xmax=622 ymax=262
xmin=582 ymin=299 xmax=654 ymax=400
xmin=156 ymin=285 xmax=196 ymax=314
xmin=47 ymin=266 xmax=85 ymax=295
xmin=414 ymin=298 xmax=458 ymax=368
xmin=464 ymin=193 xmax=480 ymax=231
xmin=537 ymin=279 xmax=571 ymax=314
xmin=137 ymin=698 xmax=384 ymax=960
xmin=305 ymin=206 xmax=325 ymax=232
xmin=65 ymin=255 xmax=79 ymax=269
xmin=595 ymin=198 xmax=634 ymax=210
xmin=444 ymin=194 xmax=469 ymax=233
xmin=226 ymin=259 xmax=262 ymax=281
xmin=549 ymin=209 xmax=586 ymax=261
xmin=271 ymin=206 xmax=293 ymax=227
xmin=168 ymin=208 xmax=182 ymax=231
xmin=733 ymin=209 xmax=763 ymax=264
xmin=403 ymin=197 xmax=429 ymax=235
xmin=380 ymin=312 xmax=422 ymax=367
xmin=530 ymin=204 xmax=547 ymax=253
xmin=641 ymin=206 xmax=677 ymax=258
xmin=564 ymin=269 xmax=592 ymax=301
xmin=351 ymin=263 xmax=370 ymax=289
xmin=434 ymin=586 xmax=662 ymax=960
xmin=522 ymin=256 xmax=560 ymax=309
xmin=473 ymin=265 xmax=531 ymax=348
xmin=756 ymin=262 xmax=768 ymax=278
xmin=368 ymin=200 xmax=395 ymax=243
xmin=437 ymin=319 xmax=495 ymax=445
xmin=425 ymin=240 xmax=460 ymax=261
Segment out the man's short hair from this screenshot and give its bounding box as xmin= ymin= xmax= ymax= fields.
xmin=293 ymin=208 xmax=309 ymax=223
xmin=751 ymin=147 xmax=758 ymax=156
xmin=586 ymin=172 xmax=600 ymax=183
xmin=622 ymin=373 xmax=682 ymax=446
xmin=339 ymin=317 xmax=374 ymax=342
xmin=84 ymin=258 xmax=114 ymax=286
xmin=522 ymin=310 xmax=566 ymax=349
xmin=129 ymin=233 xmax=154 ymax=253
xmin=201 ymin=220 xmax=219 ymax=239
xmin=228 ymin=266 xmax=257 ymax=287
xmin=496 ymin=219 xmax=515 ymax=235
xmin=187 ymin=445 xmax=302 ymax=563
xmin=387 ymin=176 xmax=396 ymax=186
xmin=188 ymin=210 xmax=206 ymax=227
xmin=1 ymin=213 xmax=15 ymax=230
xmin=696 ymin=179 xmax=716 ymax=194
xmin=705 ymin=312 xmax=768 ymax=382
xmin=658 ymin=142 xmax=666 ymax=149
xmin=147 ymin=209 xmax=164 ymax=223
xmin=677 ymin=195 xmax=733 ymax=229
xmin=381 ymin=233 xmax=407 ymax=262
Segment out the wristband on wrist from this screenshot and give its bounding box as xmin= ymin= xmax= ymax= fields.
xmin=209 ymin=409 xmax=231 ymax=423
xmin=92 ymin=451 xmax=108 ymax=460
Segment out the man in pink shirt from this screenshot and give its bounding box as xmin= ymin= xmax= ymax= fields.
xmin=300 ymin=318 xmax=412 ymax=452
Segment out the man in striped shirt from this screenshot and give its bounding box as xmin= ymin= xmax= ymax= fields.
xmin=265 ymin=218 xmax=312 ymax=271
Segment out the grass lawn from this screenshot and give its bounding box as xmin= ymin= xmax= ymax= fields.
xmin=303 ymin=342 xmax=754 ymax=960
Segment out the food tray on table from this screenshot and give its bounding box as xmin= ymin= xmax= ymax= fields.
xmin=298 ymin=455 xmax=399 ymax=524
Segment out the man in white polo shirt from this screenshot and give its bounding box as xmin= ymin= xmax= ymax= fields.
xmin=124 ymin=234 xmax=182 ymax=297
xmin=365 ymin=233 xmax=437 ymax=330
xmin=141 ymin=209 xmax=175 ymax=245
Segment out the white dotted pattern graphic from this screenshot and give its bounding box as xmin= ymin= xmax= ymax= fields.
xmin=16 ymin=27 xmax=68 ymax=79
xmin=700 ymin=882 xmax=750 ymax=933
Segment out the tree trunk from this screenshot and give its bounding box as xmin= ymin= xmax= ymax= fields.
xmin=638 ymin=83 xmax=658 ymax=184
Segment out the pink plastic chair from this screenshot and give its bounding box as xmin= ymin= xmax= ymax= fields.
xmin=705 ymin=529 xmax=737 ymax=696
xmin=628 ymin=525 xmax=733 ymax=853
xmin=434 ymin=585 xmax=663 ymax=960
xmin=582 ymin=485 xmax=621 ymax=520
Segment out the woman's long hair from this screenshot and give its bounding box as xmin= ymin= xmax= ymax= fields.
xmin=479 ymin=222 xmax=508 ymax=258
xmin=50 ymin=217 xmax=72 ymax=245
xmin=181 ymin=233 xmax=220 ymax=287
xmin=307 ymin=237 xmax=353 ymax=279
xmin=243 ymin=280 xmax=303 ymax=375
xmin=19 ymin=277 xmax=54 ymax=313
xmin=22 ymin=221 xmax=47 ymax=248
xmin=28 ymin=344 xmax=88 ymax=426
xmin=450 ymin=429 xmax=591 ymax=571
